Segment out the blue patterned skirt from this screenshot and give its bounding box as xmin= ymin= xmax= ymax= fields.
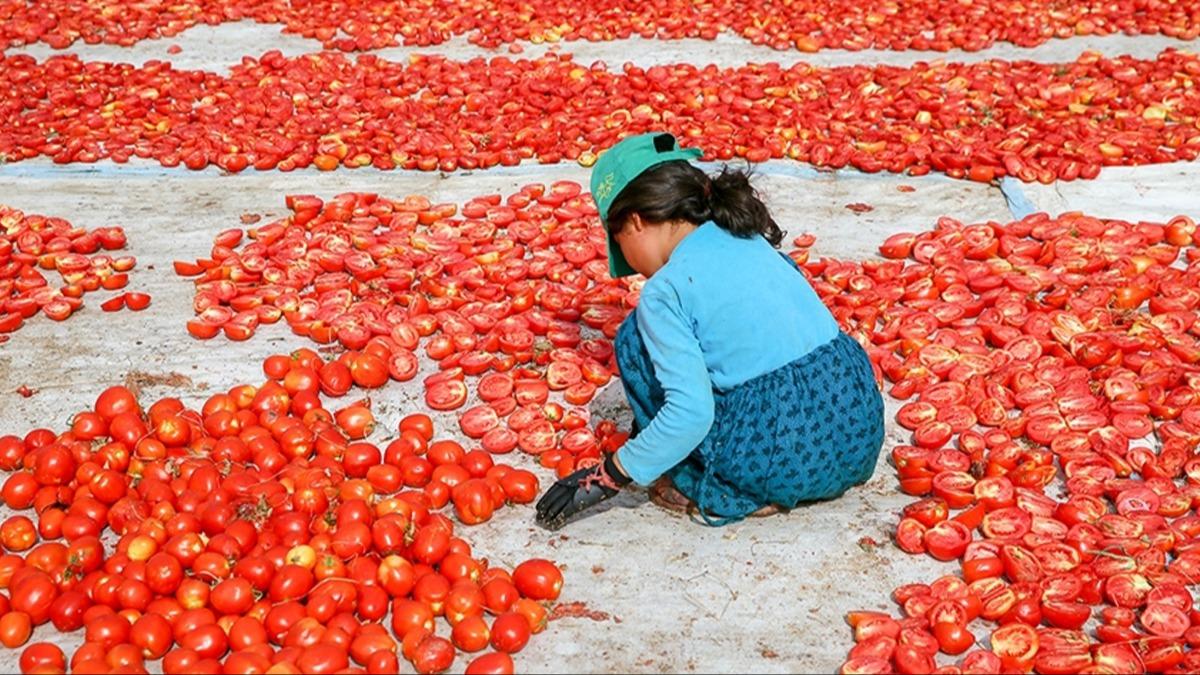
xmin=615 ymin=318 xmax=885 ymax=525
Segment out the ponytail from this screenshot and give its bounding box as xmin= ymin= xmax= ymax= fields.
xmin=707 ymin=166 xmax=783 ymax=247
xmin=605 ymin=161 xmax=783 ymax=248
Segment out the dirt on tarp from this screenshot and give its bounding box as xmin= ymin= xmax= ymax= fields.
xmin=122 ymin=371 xmax=197 ymax=400
xmin=550 ymin=601 xmax=619 ymax=623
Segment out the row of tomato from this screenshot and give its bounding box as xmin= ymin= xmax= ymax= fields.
xmin=175 ymin=186 xmax=630 ymax=478
xmin=1 ymin=49 xmax=1199 ymax=181
xmin=831 ymin=211 xmax=1200 ymax=674
xmin=0 ymin=206 xmax=140 ymax=344
xmin=0 ymin=366 xmax=568 ymax=674
xmin=1 ymin=0 xmax=1197 ymax=52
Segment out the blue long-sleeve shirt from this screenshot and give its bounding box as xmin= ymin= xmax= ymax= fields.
xmin=616 ymin=221 xmax=842 ymax=486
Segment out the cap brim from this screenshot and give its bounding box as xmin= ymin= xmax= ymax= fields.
xmin=606 ymin=229 xmax=636 ymax=278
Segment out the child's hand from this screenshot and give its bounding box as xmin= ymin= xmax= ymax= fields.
xmin=535 ymin=454 xmax=630 ymax=530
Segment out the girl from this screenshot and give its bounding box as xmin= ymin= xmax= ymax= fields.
xmin=535 ymin=132 xmax=884 ymax=529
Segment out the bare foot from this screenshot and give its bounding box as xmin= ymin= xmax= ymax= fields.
xmin=650 ymin=479 xmax=786 ymax=518
xmin=648 ymin=478 xmax=693 ymax=514
xmin=749 ymin=503 xmax=786 ymax=518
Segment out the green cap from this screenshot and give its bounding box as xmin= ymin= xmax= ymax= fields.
xmin=590 ymin=132 xmax=703 ymax=278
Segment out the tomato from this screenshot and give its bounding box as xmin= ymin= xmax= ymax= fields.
xmin=269 ymin=565 xmax=315 ymax=603
xmin=512 ymin=559 xmax=563 ymax=601
xmin=498 ymin=470 xmax=539 ymax=504
xmin=0 ymin=517 xmax=36 ymax=553
xmin=465 ymin=652 xmax=515 ymax=675
xmin=1141 ymin=603 xmax=1190 ymax=638
xmin=94 ymin=386 xmax=139 ymax=421
xmin=319 ymin=361 xmax=353 ymax=396
xmin=411 ymin=635 xmax=455 ymax=674
xmin=10 ymin=572 xmax=56 ymax=624
xmin=931 ymin=621 xmax=973 ymax=655
xmin=902 ymin=498 xmax=948 ymax=528
xmin=991 ymin=623 xmax=1038 ymax=672
xmin=85 ymin=613 xmax=129 ymax=649
xmin=19 ymin=642 xmax=66 ymax=673
xmin=478 ymin=578 xmax=518 ymax=616
xmin=894 ymin=518 xmax=926 ymax=555
xmin=0 ymin=611 xmax=32 ymax=648
xmin=296 ymin=644 xmax=350 ymax=674
xmin=335 ymin=405 xmax=376 ymax=440
xmin=891 ymin=643 xmax=934 ymax=674
xmin=1041 ymin=601 xmax=1090 ymax=630
xmin=489 ymin=612 xmax=531 ymax=654
xmin=517 ymin=421 xmax=556 ymax=455
xmin=131 ymin=612 xmax=173 ymax=659
xmin=930 ymin=472 xmax=975 ymax=508
xmin=452 ymin=479 xmax=496 ymax=525
xmin=460 ymin=406 xmax=500 ymax=439
xmin=923 ymin=520 xmax=971 ymax=562
xmin=477 ymin=374 xmax=514 ymax=402
xmin=452 ymin=615 xmax=492 ymax=652
xmin=482 ymin=428 xmax=519 ymax=455
xmin=347 ymin=353 xmax=387 ymax=389
xmin=392 ymin=598 xmax=435 ymax=638
xmin=210 ymin=577 xmax=255 ymax=616
xmin=513 ymin=380 xmax=549 ymax=407
xmin=344 ymin=442 xmax=382 ymax=478
xmin=545 ymin=361 xmax=582 ymax=390
xmin=981 ymin=507 xmax=1032 ymax=540
xmin=122 ymin=292 xmax=151 ymax=311
xmin=508 ymin=597 xmax=548 ymax=635
xmin=426 ymin=380 xmax=468 ymax=411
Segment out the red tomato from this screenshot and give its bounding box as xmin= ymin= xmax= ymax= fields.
xmin=0 ymin=611 xmax=31 ymax=648
xmin=923 ymin=520 xmax=972 ymax=562
xmin=452 ymin=615 xmax=491 ymax=653
xmin=489 ymin=612 xmax=531 ymax=654
xmin=464 ymin=651 xmax=514 ymax=674
xmin=499 ymin=470 xmax=539 ymax=504
xmin=426 ymin=380 xmax=468 ymax=411
xmin=452 ymin=479 xmax=496 ymax=526
xmin=411 ymin=635 xmax=454 ymax=674
xmin=459 ymin=406 xmax=500 ymax=439
xmin=932 ymin=621 xmax=973 ymax=655
xmin=398 ymin=414 xmax=434 ymax=441
xmin=511 ymin=559 xmax=563 ymax=601
xmin=990 ymin=623 xmax=1038 ymax=672
xmin=19 ymin=641 xmax=66 ymax=673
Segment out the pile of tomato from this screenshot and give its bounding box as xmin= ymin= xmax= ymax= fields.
xmin=0 ymin=361 xmax=568 ymax=674
xmin=2 ymin=49 xmax=1198 ymax=181
xmin=0 ymin=205 xmax=140 ymax=345
xmin=176 ymin=185 xmax=630 ymax=478
xmin=829 ymin=212 xmax=1200 ymax=674
xmin=1 ymin=0 xmax=1197 ymax=52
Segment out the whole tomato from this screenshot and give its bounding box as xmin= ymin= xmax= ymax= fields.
xmin=465 ymin=652 xmax=515 ymax=675
xmin=10 ymin=571 xmax=56 ymax=624
xmin=0 ymin=611 xmax=32 ymax=648
xmin=411 ymin=635 xmax=455 ymax=674
xmin=511 ymin=559 xmax=563 ymax=601
xmin=452 ymin=479 xmax=495 ymax=525
xmin=489 ymin=612 xmax=531 ymax=654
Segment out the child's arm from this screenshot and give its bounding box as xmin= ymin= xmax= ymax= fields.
xmin=616 ymin=284 xmax=715 ymax=485
xmin=533 ymin=283 xmax=712 ymax=529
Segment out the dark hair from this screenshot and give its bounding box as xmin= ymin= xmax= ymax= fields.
xmin=605 ymin=161 xmax=783 ymax=248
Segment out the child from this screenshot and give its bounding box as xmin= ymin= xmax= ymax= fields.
xmin=535 ymin=132 xmax=884 ymax=529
